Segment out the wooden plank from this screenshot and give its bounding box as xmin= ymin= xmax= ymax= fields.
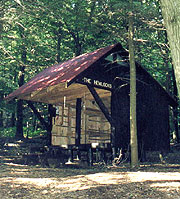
xmin=44 ymin=85 xmax=88 ymax=99
xmin=22 ymin=83 xmax=86 ymax=103
xmin=32 ymin=82 xmax=67 ymax=98
xmin=18 ymin=80 xmax=112 ymax=106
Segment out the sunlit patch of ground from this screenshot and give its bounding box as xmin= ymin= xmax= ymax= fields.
xmin=0 ymin=162 xmax=180 ymax=198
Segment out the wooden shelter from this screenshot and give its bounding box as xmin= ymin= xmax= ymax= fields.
xmin=6 ymin=43 xmax=177 ymax=162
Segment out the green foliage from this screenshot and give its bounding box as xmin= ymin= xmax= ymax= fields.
xmin=0 ymin=127 xmax=16 ymax=137
xmin=0 ymin=126 xmax=46 ymax=138
xmin=23 ymin=127 xmax=46 ymax=138
xmin=0 ymin=0 xmax=178 ymax=138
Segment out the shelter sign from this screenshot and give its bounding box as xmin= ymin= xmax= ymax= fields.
xmin=76 ymin=77 xmax=113 ymax=90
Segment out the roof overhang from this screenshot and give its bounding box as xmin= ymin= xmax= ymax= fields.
xmin=18 ymin=82 xmax=111 ymax=105
xmin=5 ymin=43 xmax=121 ymax=104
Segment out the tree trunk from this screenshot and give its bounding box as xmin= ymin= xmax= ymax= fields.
xmin=57 ymin=22 xmax=61 ymax=63
xmin=128 ymin=0 xmax=138 ymax=167
xmin=0 ymin=2 xmax=3 ymax=38
xmin=32 ymin=114 xmax=37 ymax=132
xmin=0 ymin=93 xmax=3 ymax=127
xmin=172 ymin=69 xmax=179 ymax=142
xmin=0 ymin=111 xmax=3 ymax=128
xmin=160 ymin=31 xmax=171 ymax=93
xmin=16 ymin=98 xmax=24 ymax=138
xmin=47 ymin=104 xmax=56 ymax=145
xmin=15 ymin=25 xmax=26 ymax=138
xmin=73 ymin=32 xmax=82 ymax=56
xmin=10 ymin=112 xmax=16 ymax=127
xmin=0 ymin=5 xmax=4 ymax=128
xmin=16 ymin=65 xmax=25 ymax=138
xmin=160 ymin=0 xmax=180 ymax=96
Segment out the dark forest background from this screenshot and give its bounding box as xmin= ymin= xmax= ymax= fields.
xmin=0 ymin=0 xmax=179 ymax=140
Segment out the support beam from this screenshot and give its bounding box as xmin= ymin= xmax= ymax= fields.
xmin=75 ymin=98 xmax=82 ymax=146
xmin=26 ymin=101 xmax=50 ymax=132
xmin=87 ymin=85 xmax=116 ymax=158
xmin=87 ymin=85 xmax=114 ymax=126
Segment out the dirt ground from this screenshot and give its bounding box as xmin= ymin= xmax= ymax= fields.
xmin=1 ymin=160 xmax=180 ymax=199
xmin=0 ymin=140 xmax=180 ymax=199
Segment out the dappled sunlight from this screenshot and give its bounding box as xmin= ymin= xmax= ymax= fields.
xmin=86 ymin=172 xmax=126 ymax=185
xmin=8 ymin=177 xmax=57 ymax=187
xmin=4 ymin=163 xmax=29 ymax=167
xmin=151 ymin=182 xmax=180 ymax=189
xmin=1 ymin=159 xmax=180 ymax=199
xmin=126 ymin=172 xmax=180 ymax=193
xmin=126 ymin=172 xmax=180 ymax=182
xmin=1 ymin=169 xmax=180 ymax=194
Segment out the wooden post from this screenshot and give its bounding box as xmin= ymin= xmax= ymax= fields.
xmin=110 ymin=91 xmax=117 ymax=159
xmin=68 ymin=149 xmax=73 ymax=162
xmin=88 ymin=147 xmax=93 ymax=166
xmin=75 ymin=98 xmax=82 ymax=146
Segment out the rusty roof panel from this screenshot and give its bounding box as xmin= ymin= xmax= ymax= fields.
xmin=5 ymin=43 xmax=121 ymax=101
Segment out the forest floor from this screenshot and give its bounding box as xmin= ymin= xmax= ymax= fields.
xmin=0 ymin=138 xmax=180 ymax=199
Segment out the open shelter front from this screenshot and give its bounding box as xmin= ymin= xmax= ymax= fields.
xmin=5 ymin=43 xmax=177 ymax=162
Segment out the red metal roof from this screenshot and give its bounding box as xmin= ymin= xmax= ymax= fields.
xmin=5 ymin=43 xmax=121 ymax=101
xmin=5 ymin=42 xmax=177 ymax=107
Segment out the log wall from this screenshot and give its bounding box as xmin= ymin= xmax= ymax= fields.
xmin=51 ymin=99 xmax=111 ymax=146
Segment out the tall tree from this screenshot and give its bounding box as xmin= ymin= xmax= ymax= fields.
xmin=128 ymin=0 xmax=138 ymax=167
xmin=15 ymin=24 xmax=26 ymax=139
xmin=160 ymin=0 xmax=180 ymax=96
